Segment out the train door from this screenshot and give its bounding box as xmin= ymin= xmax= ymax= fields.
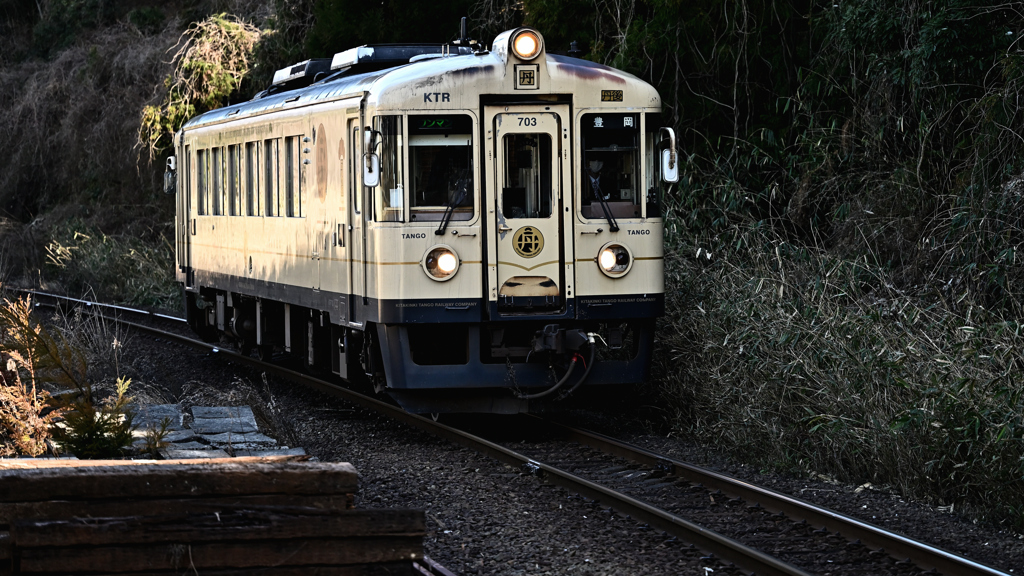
xmin=486 ymin=105 xmax=571 ymax=314
xmin=346 ymin=117 xmax=363 ymax=322
xmin=180 ymin=143 xmax=194 ymax=288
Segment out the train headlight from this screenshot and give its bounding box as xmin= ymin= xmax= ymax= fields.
xmin=511 ymin=29 xmax=542 ymax=60
xmin=597 ymin=243 xmax=632 ymax=278
xmin=423 ymin=245 xmax=460 ymax=281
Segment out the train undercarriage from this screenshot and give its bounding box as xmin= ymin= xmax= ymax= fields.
xmin=185 ymin=288 xmax=654 ymax=414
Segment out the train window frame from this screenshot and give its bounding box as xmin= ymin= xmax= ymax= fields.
xmin=196 ymin=148 xmax=208 ymax=215
xmin=371 ymin=115 xmax=405 ymax=223
xmin=643 ymin=113 xmax=666 ymax=220
xmin=264 ymin=138 xmax=280 ymax=217
xmin=284 ymin=134 xmax=303 ymax=218
xmin=211 ymin=146 xmax=224 ymax=216
xmin=501 ymin=132 xmax=553 ymax=220
xmin=228 ymin=144 xmax=241 ymax=216
xmin=245 ymin=141 xmax=260 ymax=216
xmin=577 ymin=111 xmax=643 ymax=222
xmin=407 ymin=114 xmax=475 ymax=223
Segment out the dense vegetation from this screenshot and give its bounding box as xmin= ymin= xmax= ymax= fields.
xmin=0 ymin=0 xmax=1021 ymax=528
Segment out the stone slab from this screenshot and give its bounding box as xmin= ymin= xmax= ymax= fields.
xmin=202 ymin=432 xmax=277 ymax=446
xmin=159 ymin=449 xmax=231 ymax=459
xmin=163 ymin=429 xmax=202 ymax=444
xmin=133 ymin=404 xmax=185 ymax=431
xmin=231 ymin=447 xmax=307 ymax=457
xmin=191 ymin=417 xmax=259 ymax=435
xmin=191 ymin=406 xmax=255 ymax=420
xmin=166 ymin=441 xmax=211 ymax=450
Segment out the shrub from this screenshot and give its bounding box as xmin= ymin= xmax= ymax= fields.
xmin=139 ymin=13 xmax=262 ymax=160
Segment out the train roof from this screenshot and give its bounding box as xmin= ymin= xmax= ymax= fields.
xmin=182 ymin=29 xmax=660 ymax=131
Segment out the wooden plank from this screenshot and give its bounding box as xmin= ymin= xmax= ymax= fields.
xmin=0 ymin=494 xmax=354 ymax=525
xmin=74 ymin=563 xmax=415 ymax=576
xmin=0 ymin=455 xmax=307 ymax=469
xmin=13 ymin=508 xmax=425 ymax=546
xmin=0 ymin=461 xmax=358 ymax=502
xmin=17 ymin=537 xmax=423 ymax=573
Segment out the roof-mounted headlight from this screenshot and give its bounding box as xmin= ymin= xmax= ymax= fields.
xmin=511 ymin=29 xmax=542 ymax=61
xmin=597 ymin=243 xmax=632 ymax=278
xmin=423 ymin=245 xmax=460 ymax=281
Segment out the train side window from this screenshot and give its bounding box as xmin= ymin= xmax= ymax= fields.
xmin=196 ymin=149 xmax=208 ymax=215
xmin=228 ymin=144 xmax=241 ymax=216
xmin=502 ymin=133 xmax=552 ymax=219
xmin=372 ymin=115 xmax=404 ymax=222
xmin=580 ymin=113 xmax=641 ymax=220
xmin=245 ymin=141 xmax=260 ymax=216
xmin=285 ymin=135 xmax=302 ymax=217
xmin=408 ymin=114 xmax=473 ymax=222
xmin=264 ymin=138 xmax=279 ymax=216
xmin=212 ymin=146 xmax=224 ymax=215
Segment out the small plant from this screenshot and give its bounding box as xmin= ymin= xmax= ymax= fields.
xmin=0 ymin=291 xmax=75 ymax=456
xmin=51 ymin=376 xmax=136 ymax=459
xmin=142 ymin=416 xmax=172 ymax=458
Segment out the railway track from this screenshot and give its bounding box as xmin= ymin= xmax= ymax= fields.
xmin=19 ymin=289 xmax=1015 ymax=576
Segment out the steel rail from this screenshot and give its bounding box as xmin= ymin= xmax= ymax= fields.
xmin=21 ymin=290 xmax=811 ymax=576
xmin=530 ymin=416 xmax=1012 ymax=576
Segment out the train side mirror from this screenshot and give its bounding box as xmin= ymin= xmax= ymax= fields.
xmin=659 ymin=127 xmax=678 ymax=183
xmin=163 ymin=156 xmax=177 ymax=195
xmin=363 ymin=153 xmax=380 ymax=188
xmin=363 ymin=128 xmax=380 ymax=187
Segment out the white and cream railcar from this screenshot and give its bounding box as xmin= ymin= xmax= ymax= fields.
xmin=170 ymin=28 xmax=678 ymax=413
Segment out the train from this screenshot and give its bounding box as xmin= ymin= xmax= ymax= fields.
xmin=167 ymin=23 xmax=676 ymax=413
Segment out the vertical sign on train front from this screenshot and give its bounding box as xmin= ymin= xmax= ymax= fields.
xmin=515 ymin=65 xmax=539 ymax=90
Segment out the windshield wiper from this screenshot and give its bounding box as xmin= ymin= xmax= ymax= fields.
xmin=589 ymin=177 xmax=619 ymax=232
xmin=436 ymin=174 xmax=470 ymax=235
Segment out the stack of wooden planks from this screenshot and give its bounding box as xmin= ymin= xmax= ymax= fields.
xmin=0 ymin=456 xmax=425 ymax=575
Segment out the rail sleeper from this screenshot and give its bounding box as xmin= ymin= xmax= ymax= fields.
xmin=0 ymin=456 xmax=425 ymax=575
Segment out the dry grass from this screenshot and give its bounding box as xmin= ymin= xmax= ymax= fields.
xmin=659 ymin=223 xmax=1024 ymax=527
xmin=0 ymin=21 xmax=182 ymax=219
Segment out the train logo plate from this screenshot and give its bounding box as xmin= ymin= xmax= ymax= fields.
xmin=513 ymin=226 xmax=544 ymax=258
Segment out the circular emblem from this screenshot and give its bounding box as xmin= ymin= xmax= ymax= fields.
xmin=513 ymin=226 xmax=544 ymax=258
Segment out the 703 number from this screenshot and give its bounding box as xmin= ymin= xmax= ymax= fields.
xmin=518 ymin=117 xmax=538 ymax=126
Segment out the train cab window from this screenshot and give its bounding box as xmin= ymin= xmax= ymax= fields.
xmin=212 ymin=146 xmax=224 ymax=215
xmin=264 ymin=138 xmax=280 ymax=216
xmin=196 ymin=149 xmax=208 ymax=215
xmin=644 ymin=113 xmax=665 ymax=218
xmin=502 ymin=133 xmax=552 ymax=219
xmin=285 ymin=135 xmax=303 ymax=217
xmin=408 ymin=114 xmax=473 ymax=222
xmin=245 ymin=141 xmax=260 ymax=216
xmin=228 ymin=144 xmax=241 ymax=216
xmin=580 ymin=113 xmax=641 ymax=220
xmin=372 ymin=115 xmax=404 ymax=222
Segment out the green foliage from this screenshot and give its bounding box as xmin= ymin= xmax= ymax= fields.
xmin=139 ymin=13 xmax=263 ymax=159
xmin=50 ymin=375 xmax=136 ymax=459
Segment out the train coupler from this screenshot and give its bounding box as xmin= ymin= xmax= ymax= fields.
xmin=532 ymin=324 xmax=589 ymax=354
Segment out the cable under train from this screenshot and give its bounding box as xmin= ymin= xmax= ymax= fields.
xmin=167 ymin=23 xmax=677 ymax=413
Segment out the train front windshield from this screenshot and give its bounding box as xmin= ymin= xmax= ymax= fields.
xmin=580 ymin=113 xmax=641 ymax=220
xmin=409 ymin=114 xmax=474 ymax=222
